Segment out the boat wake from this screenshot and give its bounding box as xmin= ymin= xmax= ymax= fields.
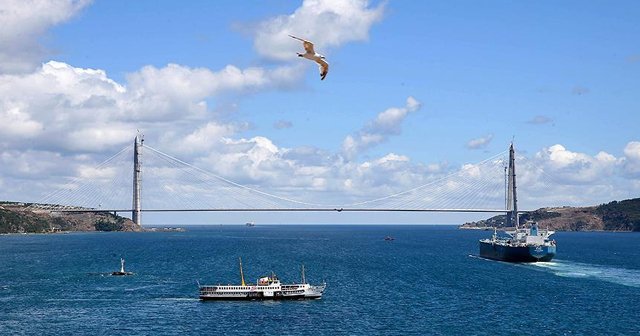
xmin=157 ymin=297 xmax=199 ymax=302
xmin=526 ymin=260 xmax=640 ymax=288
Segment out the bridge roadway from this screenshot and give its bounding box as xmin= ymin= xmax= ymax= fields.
xmin=54 ymin=208 xmax=523 ymax=213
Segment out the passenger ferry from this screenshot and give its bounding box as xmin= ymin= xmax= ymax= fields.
xmin=198 ymin=258 xmax=326 ymax=301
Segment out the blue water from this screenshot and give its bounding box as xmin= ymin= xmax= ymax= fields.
xmin=1 ymin=226 xmax=638 ymax=335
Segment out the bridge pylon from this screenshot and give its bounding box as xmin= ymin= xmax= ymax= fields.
xmin=132 ymin=134 xmax=143 ymax=226
xmin=505 ymin=143 xmax=518 ymax=228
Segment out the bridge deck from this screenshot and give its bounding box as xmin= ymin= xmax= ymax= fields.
xmin=53 ymin=208 xmax=522 ymax=213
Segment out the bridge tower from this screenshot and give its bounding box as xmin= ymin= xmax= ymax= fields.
xmin=505 ymin=143 xmax=519 ymax=228
xmin=132 ymin=134 xmax=143 ymax=226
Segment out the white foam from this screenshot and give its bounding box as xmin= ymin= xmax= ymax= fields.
xmin=157 ymin=298 xmax=199 ymax=302
xmin=528 ymin=260 xmax=640 ymax=288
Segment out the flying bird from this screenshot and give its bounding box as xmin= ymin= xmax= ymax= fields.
xmin=289 ymin=35 xmax=329 ymax=80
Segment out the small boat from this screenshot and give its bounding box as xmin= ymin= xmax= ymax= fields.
xmin=384 ymin=236 xmax=395 ymax=241
xmin=245 ymin=222 xmax=255 ymax=227
xmin=198 ymin=258 xmax=326 ymax=301
xmin=111 ymin=258 xmax=133 ymax=276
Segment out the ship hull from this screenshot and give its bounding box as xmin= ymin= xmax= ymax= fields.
xmin=479 ymin=240 xmax=555 ymax=262
xmin=199 ymin=293 xmax=322 ymax=301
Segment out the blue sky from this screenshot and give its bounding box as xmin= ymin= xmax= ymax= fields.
xmin=0 ymin=0 xmax=639 ymax=224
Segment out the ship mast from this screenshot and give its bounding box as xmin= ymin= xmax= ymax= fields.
xmin=506 ymin=143 xmax=519 ymax=229
xmin=239 ymin=257 xmax=246 ymax=286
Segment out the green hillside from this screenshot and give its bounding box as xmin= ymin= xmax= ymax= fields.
xmin=462 ymin=198 xmax=640 ymax=232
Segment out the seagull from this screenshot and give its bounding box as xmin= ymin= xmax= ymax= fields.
xmin=289 ymin=35 xmax=329 ymax=80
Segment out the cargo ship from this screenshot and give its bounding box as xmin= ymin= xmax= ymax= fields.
xmin=198 ymin=258 xmax=326 ymax=301
xmin=479 ymin=224 xmax=556 ymax=262
xmin=478 ymin=143 xmax=557 ymax=262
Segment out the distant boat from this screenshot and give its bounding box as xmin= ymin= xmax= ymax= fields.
xmin=245 ymin=222 xmax=255 ymax=227
xmin=384 ymin=236 xmax=395 ymax=241
xmin=111 ymin=258 xmax=133 ymax=276
xmin=198 ymin=258 xmax=326 ymax=301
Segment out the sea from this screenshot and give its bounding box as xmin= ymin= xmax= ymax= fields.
xmin=1 ymin=225 xmax=638 ymax=335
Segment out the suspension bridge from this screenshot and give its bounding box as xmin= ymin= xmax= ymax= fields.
xmin=31 ymin=136 xmax=553 ymax=226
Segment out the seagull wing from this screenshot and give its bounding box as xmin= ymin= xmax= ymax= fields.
xmin=288 ymin=34 xmax=315 ymax=54
xmin=315 ymin=58 xmax=329 ymax=80
xmin=288 ymin=34 xmax=306 ymax=42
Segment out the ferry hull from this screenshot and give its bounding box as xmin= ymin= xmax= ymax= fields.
xmin=199 ymin=294 xmax=321 ymax=301
xmin=479 ymin=241 xmax=555 ymax=262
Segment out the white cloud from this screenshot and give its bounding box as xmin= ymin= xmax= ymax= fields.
xmin=125 ymin=63 xmax=303 ymax=121
xmin=0 ymin=149 xmax=77 ymax=180
xmin=624 ymin=141 xmax=640 ymax=161
xmin=342 ymin=96 xmax=421 ymax=160
xmin=623 ymin=141 xmax=640 ymax=177
xmin=533 ymin=144 xmax=619 ymax=184
xmin=0 ymin=0 xmax=91 ymax=73
xmin=127 ymin=63 xmax=301 ymax=101
xmin=0 ymin=101 xmax=43 ymax=138
xmin=165 ymin=122 xmax=241 ymax=155
xmin=65 ymin=125 xmax=137 ymax=152
xmin=0 ymin=60 xmax=303 ymax=153
xmin=253 ymin=0 xmax=385 ymax=61
xmin=466 ymin=134 xmax=493 ymax=150
xmin=77 ymin=165 xmax=117 ymax=180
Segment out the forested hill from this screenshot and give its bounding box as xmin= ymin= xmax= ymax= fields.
xmin=0 ymin=202 xmax=140 ymax=234
xmin=461 ymin=198 xmax=640 ymax=232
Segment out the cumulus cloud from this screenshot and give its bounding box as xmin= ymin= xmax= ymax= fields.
xmin=466 ymin=134 xmax=493 ymax=150
xmin=0 ymin=60 xmax=303 ymax=153
xmin=623 ymin=141 xmax=640 ymax=177
xmin=342 ymin=96 xmax=421 ymax=160
xmin=253 ymin=0 xmax=385 ymax=61
xmin=128 ymin=63 xmax=302 ymax=102
xmin=533 ymin=144 xmax=619 ymax=184
xmin=0 ymin=61 xmax=132 ymax=151
xmin=0 ymin=0 xmax=91 ymax=73
xmin=161 ymin=122 xmax=241 ymax=156
xmin=0 ymin=101 xmax=44 ymax=138
xmin=125 ymin=63 xmax=304 ymax=121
